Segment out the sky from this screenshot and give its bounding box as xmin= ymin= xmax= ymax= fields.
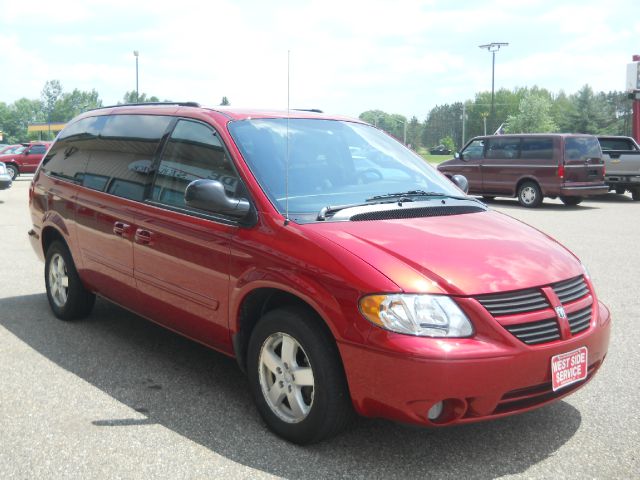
xmin=1 ymin=0 xmax=639 ymax=120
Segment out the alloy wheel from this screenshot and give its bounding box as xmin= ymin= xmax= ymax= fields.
xmin=258 ymin=332 xmax=315 ymax=423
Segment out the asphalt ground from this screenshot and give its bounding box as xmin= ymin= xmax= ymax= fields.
xmin=1 ymin=177 xmax=638 ymax=479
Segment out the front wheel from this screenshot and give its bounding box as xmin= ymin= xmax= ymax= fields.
xmin=6 ymin=164 xmax=18 ymax=180
xmin=560 ymin=196 xmax=582 ymax=206
xmin=517 ymin=181 xmax=543 ymax=208
xmin=247 ymin=306 xmax=353 ymax=444
xmin=45 ymin=241 xmax=95 ymax=320
xmin=615 ymin=187 xmax=626 ymax=195
xmin=632 ymin=188 xmax=640 ymax=201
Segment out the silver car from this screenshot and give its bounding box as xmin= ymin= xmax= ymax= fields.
xmin=0 ymin=162 xmax=12 ymax=190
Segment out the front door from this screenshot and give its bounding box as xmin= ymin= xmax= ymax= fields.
xmin=133 ymin=119 xmax=243 ymax=353
xmin=457 ymin=139 xmax=485 ymax=193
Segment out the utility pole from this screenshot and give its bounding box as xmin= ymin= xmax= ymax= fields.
xmin=479 ymin=42 xmax=509 ymax=132
xmin=133 ymin=50 xmax=139 ymax=103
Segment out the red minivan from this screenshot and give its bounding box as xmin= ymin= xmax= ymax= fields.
xmin=438 ymin=134 xmax=608 ymax=207
xmin=28 ymin=104 xmax=610 ymax=444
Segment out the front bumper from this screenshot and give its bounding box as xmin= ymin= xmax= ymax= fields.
xmin=339 ymin=300 xmax=610 ymax=426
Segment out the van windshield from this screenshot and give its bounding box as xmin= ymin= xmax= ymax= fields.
xmin=564 ymin=137 xmax=601 ymax=161
xmin=228 ymin=118 xmax=462 ymax=215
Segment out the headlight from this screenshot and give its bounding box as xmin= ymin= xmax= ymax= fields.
xmin=359 ymin=294 xmax=473 ymax=337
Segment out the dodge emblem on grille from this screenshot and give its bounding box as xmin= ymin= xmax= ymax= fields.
xmin=555 ymin=306 xmax=567 ymax=319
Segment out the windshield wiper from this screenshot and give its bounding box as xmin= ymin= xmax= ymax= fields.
xmin=317 ymin=191 xmax=476 ymax=221
xmin=317 ymin=202 xmax=373 ymax=220
xmin=366 ymin=190 xmax=467 ymax=202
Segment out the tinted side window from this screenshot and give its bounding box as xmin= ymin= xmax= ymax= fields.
xmin=462 ymin=139 xmax=485 ymax=160
xmin=82 ymin=114 xmax=172 ymax=201
xmin=29 ymin=145 xmax=47 ymax=154
xmin=486 ymin=138 xmax=521 ymax=159
xmin=41 ymin=116 xmax=105 ymax=182
xmin=599 ymin=138 xmax=634 ymax=151
xmin=151 ymin=120 xmax=240 ymax=210
xmin=520 ymin=138 xmax=553 ymax=160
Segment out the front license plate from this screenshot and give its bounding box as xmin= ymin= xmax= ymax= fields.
xmin=551 ymin=346 xmax=588 ymax=392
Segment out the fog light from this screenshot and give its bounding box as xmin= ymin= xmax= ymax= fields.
xmin=427 ymin=401 xmax=443 ymax=420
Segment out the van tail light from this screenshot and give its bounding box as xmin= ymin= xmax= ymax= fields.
xmin=557 ymin=163 xmax=565 ymax=179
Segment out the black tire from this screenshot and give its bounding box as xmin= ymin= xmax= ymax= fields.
xmin=560 ymin=196 xmax=582 ymax=206
xmin=45 ymin=241 xmax=95 ymax=320
xmin=517 ymin=181 xmax=543 ymax=208
xmin=615 ymin=187 xmax=626 ymax=195
xmin=6 ymin=164 xmax=18 ymax=180
xmin=632 ymin=188 xmax=640 ymax=201
xmin=247 ymin=306 xmax=353 ymax=444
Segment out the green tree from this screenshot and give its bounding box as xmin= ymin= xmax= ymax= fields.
xmin=53 ymin=89 xmax=102 ymax=122
xmin=41 ymin=80 xmax=63 ymax=122
xmin=505 ymin=92 xmax=558 ymax=133
xmin=359 ymin=110 xmax=407 ymax=142
xmin=422 ymin=102 xmax=463 ymax=149
xmin=220 ymin=96 xmax=230 ymax=106
xmin=439 ymin=136 xmax=456 ymax=152
xmin=121 ymin=91 xmax=161 ymax=104
xmin=406 ymin=116 xmax=423 ymax=149
xmin=569 ymin=85 xmax=606 ymax=133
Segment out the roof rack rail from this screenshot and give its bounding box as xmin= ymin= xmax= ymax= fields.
xmin=89 ymin=101 xmax=201 ymax=111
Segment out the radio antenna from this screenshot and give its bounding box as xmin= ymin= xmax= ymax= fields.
xmin=284 ymin=49 xmax=291 ymax=226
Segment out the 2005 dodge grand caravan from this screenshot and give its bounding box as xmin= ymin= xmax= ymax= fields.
xmin=29 ymin=103 xmax=610 ymax=444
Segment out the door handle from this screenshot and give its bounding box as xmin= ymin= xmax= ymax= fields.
xmin=134 ymin=228 xmax=153 ymax=246
xmin=113 ymin=221 xmax=130 ymax=237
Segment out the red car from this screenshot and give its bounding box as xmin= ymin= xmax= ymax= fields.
xmin=1 ymin=142 xmax=51 ymax=180
xmin=28 ymin=104 xmax=610 ymax=444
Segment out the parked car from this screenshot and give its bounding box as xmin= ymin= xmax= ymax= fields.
xmin=0 ymin=142 xmax=51 ymax=180
xmin=429 ymin=144 xmax=452 ymax=155
xmin=28 ymin=104 xmax=610 ymax=444
xmin=596 ymin=135 xmax=640 ymax=200
xmin=0 ymin=144 xmax=24 ymax=155
xmin=0 ymin=162 xmax=12 ymax=189
xmin=438 ymin=134 xmax=608 ymax=207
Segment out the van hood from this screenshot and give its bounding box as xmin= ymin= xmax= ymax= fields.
xmin=306 ymin=210 xmax=582 ymax=296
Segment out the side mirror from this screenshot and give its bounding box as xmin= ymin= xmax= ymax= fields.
xmin=454 ymin=151 xmax=460 ymax=159
xmin=185 ymin=179 xmax=250 ymax=218
xmin=451 ymin=174 xmax=469 ymax=194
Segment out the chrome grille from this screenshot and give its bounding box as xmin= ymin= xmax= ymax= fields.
xmin=568 ymin=306 xmax=592 ymax=335
xmin=504 ymin=319 xmax=560 ymax=345
xmin=475 ymin=289 xmax=550 ymax=316
xmin=553 ymin=276 xmax=589 ymax=303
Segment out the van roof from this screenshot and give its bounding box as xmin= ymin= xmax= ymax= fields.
xmin=79 ymin=103 xmax=360 ymax=123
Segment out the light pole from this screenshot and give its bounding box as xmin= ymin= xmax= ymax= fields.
xmin=479 ymin=42 xmax=508 ymax=132
xmin=133 ymin=50 xmax=139 ymax=103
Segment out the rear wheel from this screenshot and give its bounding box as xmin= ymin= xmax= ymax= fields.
xmin=560 ymin=196 xmax=582 ymax=206
xmin=45 ymin=241 xmax=95 ymax=320
xmin=517 ymin=181 xmax=543 ymax=208
xmin=6 ymin=164 xmax=18 ymax=180
xmin=247 ymin=306 xmax=353 ymax=444
xmin=615 ymin=187 xmax=626 ymax=195
xmin=632 ymin=188 xmax=640 ymax=201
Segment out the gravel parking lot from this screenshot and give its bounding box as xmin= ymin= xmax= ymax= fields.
xmin=1 ymin=177 xmax=638 ymax=479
